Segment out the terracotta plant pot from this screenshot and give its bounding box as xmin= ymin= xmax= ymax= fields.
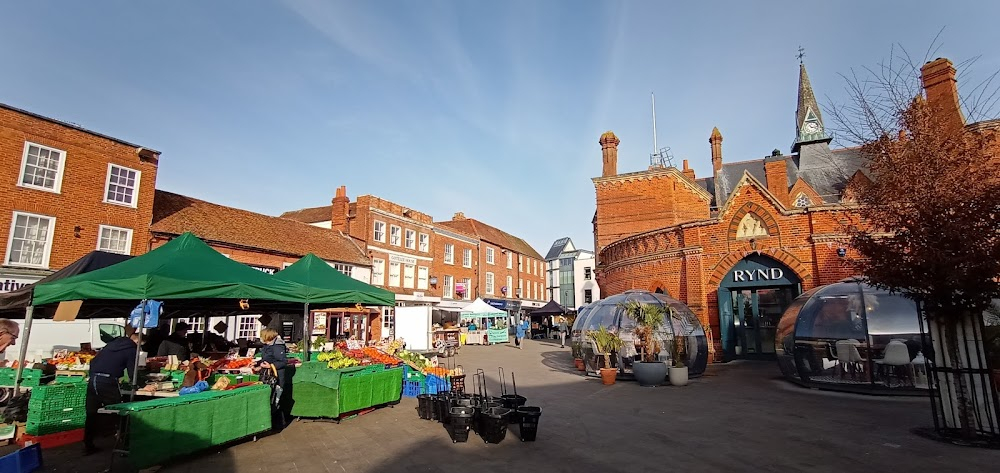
xmin=599 ymin=368 xmax=618 ymax=385
xmin=574 ymin=358 xmax=585 ymax=371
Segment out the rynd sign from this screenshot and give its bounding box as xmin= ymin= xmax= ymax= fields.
xmin=733 ymin=267 xmax=784 ymax=282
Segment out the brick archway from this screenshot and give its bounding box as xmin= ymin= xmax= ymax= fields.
xmin=707 ymin=248 xmax=809 ymax=287
xmin=648 ymin=280 xmax=669 ymax=295
xmin=728 ymin=202 xmax=780 ymax=241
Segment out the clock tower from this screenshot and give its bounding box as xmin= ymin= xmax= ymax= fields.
xmin=792 ymin=61 xmax=832 ymax=153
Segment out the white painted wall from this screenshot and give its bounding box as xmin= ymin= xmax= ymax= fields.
xmin=574 ymin=252 xmax=600 ymax=308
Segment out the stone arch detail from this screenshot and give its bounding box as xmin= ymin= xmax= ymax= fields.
xmin=728 ymin=202 xmax=780 ymax=241
xmin=707 ymin=248 xmax=809 ymax=287
xmin=648 ymin=280 xmax=669 ymax=295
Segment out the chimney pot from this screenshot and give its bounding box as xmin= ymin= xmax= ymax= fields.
xmin=709 ymin=127 xmax=723 ymax=173
xmin=600 ymin=131 xmax=620 ymax=177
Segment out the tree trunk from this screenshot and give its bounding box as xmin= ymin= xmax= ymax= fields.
xmin=928 ymin=309 xmax=999 ymax=440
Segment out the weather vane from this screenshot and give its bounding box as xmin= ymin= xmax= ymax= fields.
xmin=797 ymin=46 xmax=806 ymax=64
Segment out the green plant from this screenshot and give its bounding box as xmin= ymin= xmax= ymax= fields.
xmin=571 ymin=340 xmax=583 ymax=359
xmin=671 ymin=334 xmax=687 ymax=368
xmin=311 ymin=335 xmax=328 ymax=351
xmin=620 ymin=300 xmax=665 ymax=362
xmin=589 ymin=326 xmax=623 ymax=370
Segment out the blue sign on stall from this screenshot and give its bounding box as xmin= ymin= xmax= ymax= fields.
xmin=484 ymin=298 xmax=508 ymax=310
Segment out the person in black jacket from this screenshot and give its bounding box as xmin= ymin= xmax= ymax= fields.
xmin=258 ymin=328 xmax=290 ymax=430
xmin=157 ymin=321 xmax=191 ymax=360
xmin=84 ymin=324 xmax=140 ymax=455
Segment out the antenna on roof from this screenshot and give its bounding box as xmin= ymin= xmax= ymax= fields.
xmin=649 ymin=92 xmax=674 ymax=168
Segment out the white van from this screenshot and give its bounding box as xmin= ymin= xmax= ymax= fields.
xmin=1 ymin=318 xmax=127 ymax=362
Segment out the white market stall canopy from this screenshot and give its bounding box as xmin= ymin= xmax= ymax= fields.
xmin=460 ymin=298 xmax=506 ymax=320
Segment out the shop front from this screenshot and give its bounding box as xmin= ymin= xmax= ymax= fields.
xmin=717 ymin=254 xmax=801 ymax=360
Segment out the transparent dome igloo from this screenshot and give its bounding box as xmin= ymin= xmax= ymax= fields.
xmin=571 ymin=290 xmax=709 ymax=377
xmin=776 ymin=279 xmax=930 ymax=393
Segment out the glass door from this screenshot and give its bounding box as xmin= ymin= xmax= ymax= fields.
xmin=755 ymin=288 xmax=793 ymax=355
xmin=732 ymin=287 xmax=795 ymax=357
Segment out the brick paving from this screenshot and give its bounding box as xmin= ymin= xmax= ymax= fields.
xmin=8 ymin=337 xmax=996 ymax=472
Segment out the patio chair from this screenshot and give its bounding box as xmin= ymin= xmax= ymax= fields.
xmin=875 ymin=340 xmax=913 ymax=387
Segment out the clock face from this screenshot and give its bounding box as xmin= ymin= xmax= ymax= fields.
xmin=803 ymin=121 xmax=820 ymax=133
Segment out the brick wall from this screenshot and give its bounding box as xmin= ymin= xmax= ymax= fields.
xmin=432 ymin=232 xmax=477 ymax=300
xmin=0 ymin=106 xmax=158 ymax=270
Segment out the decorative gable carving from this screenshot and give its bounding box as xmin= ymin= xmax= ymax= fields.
xmin=736 ymin=213 xmax=769 ymax=239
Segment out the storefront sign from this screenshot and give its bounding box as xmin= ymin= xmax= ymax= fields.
xmin=413 ymin=291 xmax=425 ymax=298
xmin=484 ymin=298 xmax=508 ymax=310
xmin=389 ymin=254 xmax=417 ymax=266
xmin=0 ymin=277 xmax=41 ymax=293
xmin=250 ymin=265 xmax=279 ymax=275
xmin=733 ymin=268 xmax=785 ymax=282
xmin=455 ymin=282 xmax=466 ymax=294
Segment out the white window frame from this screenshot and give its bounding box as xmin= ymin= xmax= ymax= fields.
xmin=506 ymin=275 xmax=513 ymax=297
xmin=389 ymin=262 xmax=401 ymax=287
xmin=463 ymin=248 xmax=472 ymax=268
xmin=96 ymin=225 xmax=133 ymax=255
xmin=389 ymin=225 xmax=401 ymax=246
xmin=794 ymin=193 xmax=811 ymax=208
xmin=417 ymin=266 xmax=428 ymax=290
xmin=486 ymin=248 xmax=495 ymax=265
xmin=282 ymin=262 xmax=294 ymax=269
xmin=18 ymin=142 xmax=66 ymax=194
xmin=329 ymin=262 xmax=353 ymax=277
xmin=403 ymin=264 xmax=415 ymax=289
xmin=518 ymin=280 xmax=523 ymax=299
xmin=485 ymin=272 xmax=495 ymax=295
xmin=5 ymin=211 xmax=56 ymax=269
xmin=237 ymin=315 xmax=261 ymax=340
xmin=382 ymin=308 xmax=395 ymax=339
xmin=444 ymin=243 xmax=454 ymax=265
xmin=374 ymin=221 xmax=386 ymax=243
xmin=184 ymin=317 xmax=206 ymax=333
xmin=443 ymin=275 xmax=454 ymax=299
xmin=462 ymin=278 xmax=471 ymax=300
xmin=405 ymin=229 xmax=416 ymax=250
xmin=584 ymin=267 xmax=592 ymax=280
xmin=103 ymin=163 xmax=141 ymax=208
xmin=507 ymin=252 xmax=513 ymax=269
xmin=371 ymin=258 xmax=385 ymax=285
xmin=518 ymin=255 xmax=523 ymax=272
xmin=418 ymin=233 xmax=429 ymax=252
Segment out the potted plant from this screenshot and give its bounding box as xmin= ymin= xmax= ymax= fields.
xmin=669 ymin=328 xmax=689 ymax=386
xmin=571 ymin=340 xmax=585 ymax=371
xmin=589 ymin=326 xmax=622 ymax=385
xmin=621 ymin=300 xmax=667 ymax=387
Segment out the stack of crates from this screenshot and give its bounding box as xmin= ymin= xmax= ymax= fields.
xmin=402 ymin=365 xmax=425 ymax=398
xmin=26 ymin=383 xmax=87 ymax=436
xmin=0 ymin=368 xmax=47 ymax=387
xmin=423 ymin=374 xmax=451 ymax=395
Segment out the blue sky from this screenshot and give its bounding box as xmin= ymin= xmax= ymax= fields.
xmin=2 ymin=1 xmax=998 ymax=257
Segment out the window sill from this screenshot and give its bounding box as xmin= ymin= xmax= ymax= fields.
xmin=17 ymin=183 xmax=61 ymax=194
xmin=103 ymin=199 xmax=138 ymax=209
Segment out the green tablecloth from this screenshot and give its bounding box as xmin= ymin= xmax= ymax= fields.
xmin=291 ymin=364 xmax=402 ymax=419
xmin=105 ymin=385 xmax=271 ymax=468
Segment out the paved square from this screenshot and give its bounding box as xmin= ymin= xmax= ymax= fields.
xmin=13 ymin=338 xmax=996 ymax=472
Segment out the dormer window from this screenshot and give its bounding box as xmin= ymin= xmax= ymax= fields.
xmin=794 ymin=193 xmax=811 ymax=208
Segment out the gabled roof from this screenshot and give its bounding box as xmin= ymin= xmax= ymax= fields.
xmin=280 ymin=205 xmax=332 ymax=224
xmin=436 ymin=218 xmax=543 ymax=260
xmin=152 ymin=191 xmax=369 ymax=266
xmin=545 ymin=237 xmax=575 ymax=260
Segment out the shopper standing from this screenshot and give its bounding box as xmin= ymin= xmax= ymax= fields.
xmin=0 ymin=319 xmax=20 ymax=354
xmin=84 ymin=325 xmax=139 ymax=455
xmin=558 ymin=317 xmax=568 ymax=348
xmin=514 ymin=317 xmax=529 ymax=349
xmin=258 ymin=328 xmax=290 ymax=431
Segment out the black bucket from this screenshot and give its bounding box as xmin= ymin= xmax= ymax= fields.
xmin=515 ymin=406 xmax=541 ymax=442
xmin=478 ymin=407 xmax=512 ymax=444
xmin=500 ymin=394 xmax=527 ymax=422
xmin=452 ymin=397 xmax=474 ymax=409
xmin=436 ymin=393 xmax=453 ymax=423
xmin=416 ymin=394 xmax=435 ymax=420
xmin=449 ymin=406 xmax=475 ymax=443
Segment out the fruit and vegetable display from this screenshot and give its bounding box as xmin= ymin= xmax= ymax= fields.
xmin=396 ymin=350 xmax=431 ymax=369
xmin=51 ymin=351 xmax=96 ymax=370
xmin=317 ymin=350 xmax=360 ymax=369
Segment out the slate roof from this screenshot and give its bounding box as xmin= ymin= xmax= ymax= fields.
xmin=710 ymin=144 xmax=868 ymax=209
xmin=436 ymin=218 xmax=543 ymax=260
xmin=280 ymin=205 xmax=332 ymax=224
xmin=544 ymin=237 xmax=574 ymax=261
xmin=151 ymin=190 xmax=369 ymax=266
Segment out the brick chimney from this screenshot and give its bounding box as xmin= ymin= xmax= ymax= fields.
xmin=331 ymin=185 xmax=349 ymax=232
xmin=764 ymin=152 xmax=789 ymax=207
xmin=710 ymin=127 xmax=723 ymax=173
xmin=681 ymin=159 xmax=695 ymax=180
xmin=921 ymin=58 xmax=965 ymax=129
xmin=453 ymin=212 xmax=466 ymax=221
xmin=599 ymin=131 xmax=620 ymax=177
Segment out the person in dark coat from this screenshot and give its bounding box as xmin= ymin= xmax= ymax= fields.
xmin=258 ymin=327 xmax=291 ymax=430
xmin=157 ymin=321 xmax=191 ymax=360
xmin=84 ymin=324 xmax=139 ymax=455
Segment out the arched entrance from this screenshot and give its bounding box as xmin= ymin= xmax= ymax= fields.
xmin=718 ymin=254 xmax=801 ymax=360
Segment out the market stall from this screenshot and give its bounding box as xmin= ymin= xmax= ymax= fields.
xmin=460 ymin=299 xmax=508 ymax=345
xmin=527 ymin=299 xmax=569 ymax=339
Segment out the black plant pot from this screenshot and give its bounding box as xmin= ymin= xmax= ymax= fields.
xmin=632 ymin=361 xmax=667 ymax=387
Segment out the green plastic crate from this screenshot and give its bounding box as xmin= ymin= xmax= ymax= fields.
xmin=55 ymin=375 xmax=87 ymax=384
xmin=0 ymin=368 xmax=45 ymax=387
xmin=25 ymin=414 xmax=86 ymax=435
xmin=28 ymin=383 xmax=87 ymax=412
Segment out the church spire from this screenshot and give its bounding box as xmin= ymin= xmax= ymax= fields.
xmin=792 ymin=59 xmax=831 ymax=153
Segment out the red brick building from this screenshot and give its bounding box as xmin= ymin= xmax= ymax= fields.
xmin=593 ymin=58 xmax=997 ymax=361
xmin=0 ymin=103 xmax=159 ymax=291
xmin=150 ymin=189 xmax=371 ymax=341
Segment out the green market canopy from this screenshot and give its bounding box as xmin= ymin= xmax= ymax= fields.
xmin=460 ymin=298 xmax=506 ymax=320
xmin=274 ymin=253 xmax=395 ymax=306
xmin=32 ymin=232 xmax=309 ymax=306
